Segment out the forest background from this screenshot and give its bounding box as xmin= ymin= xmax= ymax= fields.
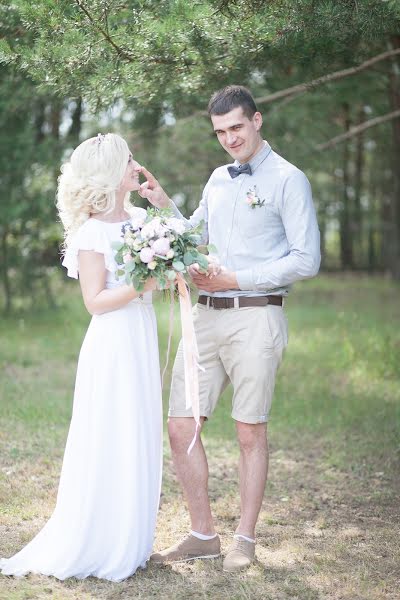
xmin=1 ymin=0 xmax=400 ymax=311
xmin=0 ymin=2 xmax=400 ymax=599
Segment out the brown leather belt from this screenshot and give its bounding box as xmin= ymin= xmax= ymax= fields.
xmin=198 ymin=295 xmax=283 ymax=309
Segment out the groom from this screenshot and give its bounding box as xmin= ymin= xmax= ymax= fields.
xmin=140 ymin=85 xmax=320 ymax=571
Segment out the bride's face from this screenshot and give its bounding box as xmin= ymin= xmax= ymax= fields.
xmin=119 ymin=153 xmax=141 ymax=193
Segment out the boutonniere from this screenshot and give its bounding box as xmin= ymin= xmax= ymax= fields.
xmin=245 ymin=185 xmax=266 ymax=209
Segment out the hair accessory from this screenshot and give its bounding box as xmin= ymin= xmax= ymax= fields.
xmin=96 ymin=133 xmax=105 ymax=144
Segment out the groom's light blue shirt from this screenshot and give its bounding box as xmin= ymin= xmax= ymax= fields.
xmin=171 ymin=141 xmax=321 ymax=297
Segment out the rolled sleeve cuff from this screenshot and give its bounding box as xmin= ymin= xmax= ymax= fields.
xmin=235 ymin=269 xmax=256 ymax=291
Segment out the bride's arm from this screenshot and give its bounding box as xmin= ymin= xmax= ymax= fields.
xmin=78 ymin=250 xmax=157 ymax=315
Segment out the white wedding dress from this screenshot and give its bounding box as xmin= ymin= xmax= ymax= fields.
xmin=0 ymin=218 xmax=163 ymax=582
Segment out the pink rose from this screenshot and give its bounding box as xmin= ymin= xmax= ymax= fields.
xmin=152 ymin=237 xmax=171 ymax=255
xmin=140 ymin=247 xmax=155 ymax=263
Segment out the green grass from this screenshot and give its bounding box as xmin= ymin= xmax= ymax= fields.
xmin=206 ymin=274 xmax=400 ymax=469
xmin=0 ymin=274 xmax=399 ymax=599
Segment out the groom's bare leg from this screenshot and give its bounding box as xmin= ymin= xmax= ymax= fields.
xmin=235 ymin=421 xmax=268 ymax=539
xmin=168 ymin=417 xmax=215 ymax=535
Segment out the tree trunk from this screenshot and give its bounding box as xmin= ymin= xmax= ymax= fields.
xmin=353 ymin=105 xmax=364 ymax=266
xmin=34 ymin=101 xmax=46 ymax=144
xmin=381 ymin=191 xmax=393 ymax=273
xmin=43 ymin=274 xmax=57 ymax=309
xmin=367 ymin=184 xmax=377 ymax=272
xmin=68 ymin=98 xmax=83 ymax=145
xmin=339 ymin=102 xmax=353 ymax=269
xmin=50 ymin=101 xmax=62 ymax=140
xmin=387 ymin=35 xmax=400 ymax=278
xmin=1 ymin=228 xmax=12 ymax=313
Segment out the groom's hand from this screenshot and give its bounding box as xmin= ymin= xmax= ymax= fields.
xmin=137 ymin=166 xmax=170 ymax=209
xmin=189 ymin=266 xmax=239 ymax=292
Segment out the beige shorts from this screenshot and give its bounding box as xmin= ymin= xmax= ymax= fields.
xmin=169 ymin=302 xmax=289 ymax=424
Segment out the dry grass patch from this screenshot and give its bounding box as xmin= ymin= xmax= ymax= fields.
xmin=1 ymin=276 xmax=399 ymax=599
xmin=0 ymin=431 xmax=399 ymax=600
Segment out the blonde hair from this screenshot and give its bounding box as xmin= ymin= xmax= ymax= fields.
xmin=57 ymin=133 xmax=133 ymax=248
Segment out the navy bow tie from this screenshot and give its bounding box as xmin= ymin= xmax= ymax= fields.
xmin=227 ymin=163 xmax=252 ymax=178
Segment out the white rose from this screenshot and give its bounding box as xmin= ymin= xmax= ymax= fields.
xmin=129 ymin=207 xmax=147 ymax=230
xmin=166 ymin=217 xmax=186 ymax=235
xmin=141 ymin=217 xmax=163 ymax=240
xmin=153 ymin=237 xmax=171 ymax=255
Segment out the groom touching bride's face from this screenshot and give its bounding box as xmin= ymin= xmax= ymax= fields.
xmin=136 ymin=106 xmax=268 ymax=292
xmin=137 ymin=105 xmax=263 ymax=207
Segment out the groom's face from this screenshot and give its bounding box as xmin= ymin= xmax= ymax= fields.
xmin=211 ymin=106 xmax=263 ymax=164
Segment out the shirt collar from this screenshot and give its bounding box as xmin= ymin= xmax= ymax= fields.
xmin=233 ymin=140 xmax=272 ymax=173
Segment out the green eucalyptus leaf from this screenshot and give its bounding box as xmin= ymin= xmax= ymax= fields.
xmin=196 ymin=254 xmax=209 ymax=270
xmin=167 ymin=270 xmax=177 ymax=281
xmin=172 ymin=260 xmax=185 ymax=272
xmin=111 ymin=241 xmax=124 ymax=251
xmin=125 ymin=261 xmax=136 ymax=272
xmin=183 ymin=251 xmax=197 ymax=265
xmin=158 ymin=276 xmax=167 ymax=289
xmin=132 ymin=276 xmax=144 ymax=292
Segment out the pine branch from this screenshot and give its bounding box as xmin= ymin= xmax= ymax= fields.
xmin=316 ymin=109 xmax=400 ymax=151
xmin=254 ymin=48 xmax=400 ymax=106
xmin=166 ymin=48 xmax=400 ymax=128
xmin=74 ymin=0 xmax=134 ymax=62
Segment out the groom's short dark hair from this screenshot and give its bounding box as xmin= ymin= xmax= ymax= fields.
xmin=208 ymin=85 xmax=258 ymax=119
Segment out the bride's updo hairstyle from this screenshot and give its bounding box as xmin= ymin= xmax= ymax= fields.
xmin=57 ymin=133 xmax=131 ymax=247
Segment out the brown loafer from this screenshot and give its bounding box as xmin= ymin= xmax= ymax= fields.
xmin=150 ymin=534 xmax=221 ymax=564
xmin=222 ymin=537 xmax=255 ymax=572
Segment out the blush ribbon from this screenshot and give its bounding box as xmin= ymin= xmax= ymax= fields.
xmin=161 ymin=274 xmax=201 ymax=454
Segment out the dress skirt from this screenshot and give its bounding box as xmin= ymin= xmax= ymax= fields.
xmin=1 ymin=296 xmax=162 ymax=581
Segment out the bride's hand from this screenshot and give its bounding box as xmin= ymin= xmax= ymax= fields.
xmin=137 ymin=166 xmax=170 ymax=209
xmin=143 ymin=277 xmax=158 ymax=292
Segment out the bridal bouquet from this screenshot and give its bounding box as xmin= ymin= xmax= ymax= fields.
xmin=113 ymin=206 xmax=217 ymax=453
xmin=113 ymin=207 xmax=212 ymax=291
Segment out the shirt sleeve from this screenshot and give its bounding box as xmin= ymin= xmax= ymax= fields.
xmin=168 ymin=179 xmax=210 ymax=244
xmin=235 ymin=170 xmax=321 ymax=291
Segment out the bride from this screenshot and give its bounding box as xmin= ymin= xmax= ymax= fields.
xmin=0 ymin=133 xmax=163 ymax=581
